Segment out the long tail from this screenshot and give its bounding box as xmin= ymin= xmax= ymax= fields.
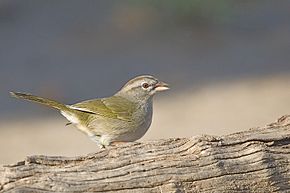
xmin=10 ymin=92 xmax=69 ymax=111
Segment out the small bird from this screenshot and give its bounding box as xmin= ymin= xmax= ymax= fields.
xmin=10 ymin=75 xmax=169 ymax=148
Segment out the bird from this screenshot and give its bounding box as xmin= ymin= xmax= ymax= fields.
xmin=10 ymin=75 xmax=169 ymax=148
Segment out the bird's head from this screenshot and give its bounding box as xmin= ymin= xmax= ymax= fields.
xmin=117 ymin=75 xmax=169 ymax=101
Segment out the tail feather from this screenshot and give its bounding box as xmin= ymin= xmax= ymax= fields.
xmin=10 ymin=92 xmax=69 ymax=111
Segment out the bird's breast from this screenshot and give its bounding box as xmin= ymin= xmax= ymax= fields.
xmin=134 ymin=100 xmax=153 ymax=127
xmin=117 ymin=100 xmax=153 ymax=142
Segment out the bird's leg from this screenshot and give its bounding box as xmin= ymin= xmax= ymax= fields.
xmin=65 ymin=122 xmax=72 ymax=126
xmin=89 ymin=134 xmax=105 ymax=148
xmin=98 ymin=144 xmax=106 ymax=149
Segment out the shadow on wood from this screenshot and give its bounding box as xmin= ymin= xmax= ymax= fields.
xmin=1 ymin=115 xmax=290 ymax=192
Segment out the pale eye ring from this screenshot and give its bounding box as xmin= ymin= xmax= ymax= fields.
xmin=142 ymin=83 xmax=149 ymax=89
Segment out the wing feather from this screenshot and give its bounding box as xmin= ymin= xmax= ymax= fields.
xmin=69 ymin=96 xmax=136 ymax=121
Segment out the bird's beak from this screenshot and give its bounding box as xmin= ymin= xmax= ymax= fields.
xmin=154 ymin=81 xmax=170 ymax=91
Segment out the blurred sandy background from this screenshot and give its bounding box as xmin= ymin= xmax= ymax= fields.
xmin=1 ymin=1 xmax=290 ymax=165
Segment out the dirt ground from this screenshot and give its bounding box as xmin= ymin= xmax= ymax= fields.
xmin=1 ymin=74 xmax=289 ymax=165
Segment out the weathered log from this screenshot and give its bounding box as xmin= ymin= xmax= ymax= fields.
xmin=1 ymin=115 xmax=290 ymax=193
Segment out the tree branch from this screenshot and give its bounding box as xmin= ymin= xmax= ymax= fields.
xmin=1 ymin=115 xmax=290 ymax=192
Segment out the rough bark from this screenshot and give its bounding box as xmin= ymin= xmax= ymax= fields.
xmin=1 ymin=115 xmax=290 ymax=193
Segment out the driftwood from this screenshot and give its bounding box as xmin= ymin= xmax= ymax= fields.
xmin=1 ymin=115 xmax=290 ymax=193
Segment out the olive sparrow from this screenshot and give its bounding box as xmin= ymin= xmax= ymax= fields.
xmin=10 ymin=75 xmax=169 ymax=148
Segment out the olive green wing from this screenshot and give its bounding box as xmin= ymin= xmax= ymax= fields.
xmin=70 ymin=96 xmax=137 ymax=122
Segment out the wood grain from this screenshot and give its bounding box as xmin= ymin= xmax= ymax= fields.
xmin=1 ymin=115 xmax=290 ymax=192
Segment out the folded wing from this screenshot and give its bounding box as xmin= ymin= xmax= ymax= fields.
xmin=69 ymin=96 xmax=137 ymax=122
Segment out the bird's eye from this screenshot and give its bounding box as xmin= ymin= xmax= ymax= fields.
xmin=142 ymin=83 xmax=149 ymax=89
